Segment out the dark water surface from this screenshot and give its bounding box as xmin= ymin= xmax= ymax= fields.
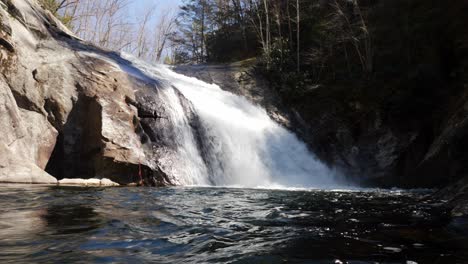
xmin=0 ymin=185 xmax=467 ymax=263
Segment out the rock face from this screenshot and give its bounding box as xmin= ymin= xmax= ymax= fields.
xmin=58 ymin=178 xmax=119 ymax=187
xmin=176 ymin=63 xmax=468 ymax=187
xmin=175 ymin=59 xmax=468 ymax=216
xmin=0 ymin=0 xmax=170 ymax=186
xmin=175 ymin=61 xmax=294 ymax=130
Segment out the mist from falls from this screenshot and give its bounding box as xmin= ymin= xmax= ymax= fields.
xmin=122 ymin=54 xmax=342 ymax=189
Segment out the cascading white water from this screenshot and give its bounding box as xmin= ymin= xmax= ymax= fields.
xmin=122 ymin=54 xmax=341 ymax=189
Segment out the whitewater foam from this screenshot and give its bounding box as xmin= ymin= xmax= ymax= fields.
xmin=119 ymin=53 xmax=343 ymax=189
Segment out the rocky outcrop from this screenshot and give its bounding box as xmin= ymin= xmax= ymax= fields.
xmin=0 ymin=0 xmax=170 ymax=186
xmin=58 ymin=178 xmax=120 ymax=187
xmin=175 ymin=56 xmax=468 ymax=216
xmin=176 ymin=62 xmax=468 ymax=186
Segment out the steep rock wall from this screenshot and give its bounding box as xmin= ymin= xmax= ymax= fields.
xmin=0 ymin=0 xmax=169 ymax=185
xmin=175 ymin=61 xmax=468 ymax=216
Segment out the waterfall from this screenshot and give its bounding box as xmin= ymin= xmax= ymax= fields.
xmin=121 ymin=54 xmax=340 ymax=189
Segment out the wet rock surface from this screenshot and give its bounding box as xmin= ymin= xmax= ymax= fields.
xmin=175 ymin=62 xmax=293 ymax=130
xmin=58 ymin=178 xmax=119 ymax=187
xmin=0 ymin=0 xmax=171 ymax=186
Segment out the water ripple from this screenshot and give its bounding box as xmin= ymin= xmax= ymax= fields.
xmin=0 ymin=185 xmax=466 ymax=263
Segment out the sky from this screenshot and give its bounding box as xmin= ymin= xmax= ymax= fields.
xmin=128 ymin=0 xmax=182 ymax=31
xmin=108 ymin=0 xmax=182 ymax=62
xmin=127 ymin=0 xmax=182 ymax=61
xmin=131 ymin=0 xmax=182 ymax=15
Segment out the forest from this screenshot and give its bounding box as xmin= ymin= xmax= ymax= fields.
xmin=40 ymin=0 xmax=467 ymax=104
xmin=40 ymin=0 xmax=372 ymax=71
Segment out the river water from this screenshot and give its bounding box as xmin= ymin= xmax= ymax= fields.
xmin=1 ymin=185 xmax=467 ymax=263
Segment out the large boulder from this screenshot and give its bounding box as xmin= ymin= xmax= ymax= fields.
xmin=0 ymin=0 xmax=170 ymax=186
xmin=0 ymin=143 xmax=57 ymax=184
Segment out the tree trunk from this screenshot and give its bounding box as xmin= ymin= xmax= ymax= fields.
xmin=296 ymin=0 xmax=300 ymax=72
xmin=232 ymin=0 xmax=248 ymax=52
xmin=263 ymin=0 xmax=270 ymax=69
xmin=274 ymin=1 xmax=283 ymax=69
xmin=200 ymin=0 xmax=206 ymax=63
xmin=286 ymin=0 xmax=293 ymax=51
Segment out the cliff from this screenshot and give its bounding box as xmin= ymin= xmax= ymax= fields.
xmin=0 ymin=0 xmax=170 ymax=185
xmin=175 ymin=61 xmax=468 ymax=216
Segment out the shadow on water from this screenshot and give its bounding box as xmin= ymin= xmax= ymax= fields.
xmin=42 ymin=203 xmax=101 ymax=235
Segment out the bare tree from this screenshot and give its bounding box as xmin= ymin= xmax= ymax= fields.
xmin=263 ymin=0 xmax=271 ymax=69
xmin=232 ymin=0 xmax=248 ymax=51
xmin=200 ymin=0 xmax=206 ymax=62
xmin=332 ymin=0 xmax=373 ymax=75
xmin=296 ymin=0 xmax=300 ymax=72
xmin=69 ymin=0 xmax=130 ymax=50
xmin=247 ymin=0 xmax=265 ymax=57
xmin=55 ymin=0 xmax=79 ymax=13
xmin=272 ymin=0 xmax=284 ymax=67
xmin=135 ymin=6 xmax=156 ymax=58
xmin=100 ymin=0 xmax=130 ymax=49
xmin=286 ymin=0 xmax=293 ymax=50
xmin=152 ymin=8 xmax=177 ymax=62
xmin=353 ymin=0 xmax=373 ymax=74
